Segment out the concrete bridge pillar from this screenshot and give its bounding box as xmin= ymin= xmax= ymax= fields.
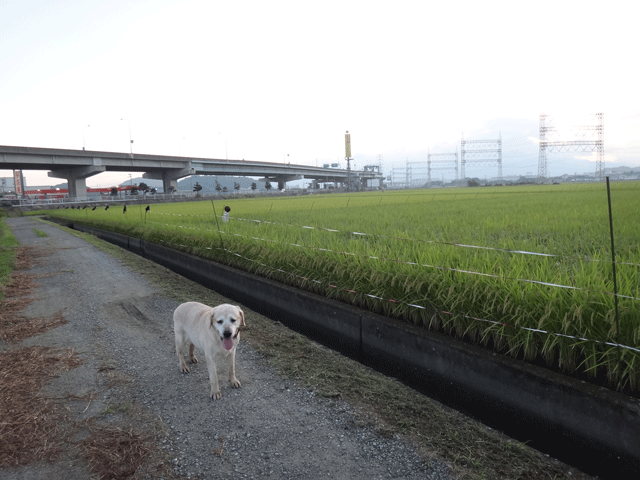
xmin=48 ymin=165 xmax=106 ymax=199
xmin=259 ymin=174 xmax=303 ymax=190
xmin=143 ymin=166 xmax=195 ymax=193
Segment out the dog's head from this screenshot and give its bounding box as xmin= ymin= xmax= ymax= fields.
xmin=210 ymin=304 xmax=245 ymax=351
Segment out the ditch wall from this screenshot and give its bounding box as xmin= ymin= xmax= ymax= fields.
xmin=52 ymin=218 xmax=640 ymax=479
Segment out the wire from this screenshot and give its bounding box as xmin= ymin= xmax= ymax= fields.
xmin=147 ymin=210 xmax=640 ymax=268
xmin=144 ymin=219 xmax=640 ymax=301
xmin=154 ymin=235 xmax=640 ymax=354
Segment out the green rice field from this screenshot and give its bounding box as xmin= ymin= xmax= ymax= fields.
xmin=37 ymin=182 xmax=640 ymax=393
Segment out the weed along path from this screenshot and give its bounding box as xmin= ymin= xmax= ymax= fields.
xmin=0 ymin=216 xmax=596 ymax=480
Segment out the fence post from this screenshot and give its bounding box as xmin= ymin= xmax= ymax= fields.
xmin=211 ymin=200 xmax=224 ymax=249
xmin=605 ymin=177 xmax=621 ymax=376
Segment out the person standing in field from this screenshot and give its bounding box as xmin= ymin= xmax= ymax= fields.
xmin=223 ymin=205 xmax=230 ymax=223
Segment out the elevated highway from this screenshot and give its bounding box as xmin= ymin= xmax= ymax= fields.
xmin=0 ymin=145 xmax=382 ymax=198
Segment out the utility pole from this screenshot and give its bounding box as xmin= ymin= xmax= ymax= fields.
xmin=345 ymin=130 xmax=352 ymax=192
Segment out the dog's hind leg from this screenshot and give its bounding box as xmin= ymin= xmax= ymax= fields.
xmin=189 ymin=343 xmax=198 ymax=364
xmin=174 ymin=328 xmax=191 ymax=373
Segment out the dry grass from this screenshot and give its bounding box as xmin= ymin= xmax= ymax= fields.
xmin=0 ymin=246 xmax=81 ymax=467
xmin=0 ymin=247 xmax=67 ymax=342
xmin=78 ymin=424 xmax=154 ymax=480
xmin=1 ymin=307 xmax=67 ymax=343
xmin=13 ymin=244 xmax=42 ymax=270
xmin=0 ymin=242 xmax=167 ymax=479
xmin=0 ymin=346 xmax=82 ymax=467
xmin=0 ymin=344 xmax=163 ymax=478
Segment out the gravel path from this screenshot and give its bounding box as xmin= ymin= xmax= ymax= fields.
xmin=2 ymin=216 xmax=454 ymax=480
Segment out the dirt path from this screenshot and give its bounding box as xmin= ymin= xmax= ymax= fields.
xmin=1 ymin=216 xmax=454 ymax=479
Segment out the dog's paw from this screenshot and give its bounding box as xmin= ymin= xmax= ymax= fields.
xmin=190 ymin=355 xmax=198 ymax=364
xmin=180 ymin=365 xmax=191 ymax=373
xmin=230 ymin=378 xmax=242 ymax=388
xmin=210 ymin=390 xmax=222 ymax=400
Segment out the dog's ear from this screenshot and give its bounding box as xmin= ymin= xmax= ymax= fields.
xmin=237 ymin=307 xmax=246 ymax=327
xmin=209 ymin=306 xmax=219 ymax=329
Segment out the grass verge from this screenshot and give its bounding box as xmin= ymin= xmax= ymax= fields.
xmin=0 ymin=213 xmax=20 ymax=301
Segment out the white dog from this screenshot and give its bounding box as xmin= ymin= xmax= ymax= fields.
xmin=173 ymin=302 xmax=245 ymax=400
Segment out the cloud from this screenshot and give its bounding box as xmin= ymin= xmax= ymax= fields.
xmin=574 ymin=152 xmax=617 ymax=164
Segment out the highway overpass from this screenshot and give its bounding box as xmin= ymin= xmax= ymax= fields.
xmin=1 ymin=145 xmax=383 ymax=198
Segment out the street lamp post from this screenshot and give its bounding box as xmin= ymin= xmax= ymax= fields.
xmin=345 ymin=131 xmax=352 ymax=192
xmin=82 ymin=124 xmax=90 ymax=150
xmin=218 ymin=132 xmax=227 ymax=160
xmin=120 ymin=118 xmax=133 ymax=156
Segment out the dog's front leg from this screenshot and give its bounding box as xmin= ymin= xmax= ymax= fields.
xmin=227 ymin=350 xmax=241 ymax=388
xmin=205 ymin=353 xmax=222 ymax=400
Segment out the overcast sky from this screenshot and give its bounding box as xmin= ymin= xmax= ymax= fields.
xmin=1 ymin=0 xmax=639 ymax=187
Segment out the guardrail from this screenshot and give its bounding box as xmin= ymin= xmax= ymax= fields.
xmin=2 ymin=193 xmax=194 ymax=207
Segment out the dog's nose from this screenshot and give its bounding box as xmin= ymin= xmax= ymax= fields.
xmin=223 ymin=331 xmax=232 ymax=339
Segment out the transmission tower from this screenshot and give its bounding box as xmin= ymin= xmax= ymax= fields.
xmin=405 ymin=159 xmax=414 ymax=187
xmin=391 ymin=167 xmax=408 ymax=188
xmin=460 ymin=133 xmax=502 ymax=181
xmin=538 ymin=113 xmax=604 ymax=180
xmin=427 ymin=149 xmax=458 ymax=187
xmin=404 ymin=160 xmax=429 ymax=187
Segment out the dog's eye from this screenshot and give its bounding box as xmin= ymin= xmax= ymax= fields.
xmin=230 ymin=318 xmax=236 ymax=323
xmin=217 ymin=320 xmax=223 ymax=324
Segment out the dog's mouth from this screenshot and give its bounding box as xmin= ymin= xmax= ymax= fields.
xmin=221 ymin=332 xmax=239 ymax=351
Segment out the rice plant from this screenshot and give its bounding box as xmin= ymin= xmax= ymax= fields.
xmin=37 ymin=181 xmax=640 ymax=393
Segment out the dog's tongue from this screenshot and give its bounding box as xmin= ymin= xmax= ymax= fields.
xmin=223 ymin=338 xmax=234 ymax=351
